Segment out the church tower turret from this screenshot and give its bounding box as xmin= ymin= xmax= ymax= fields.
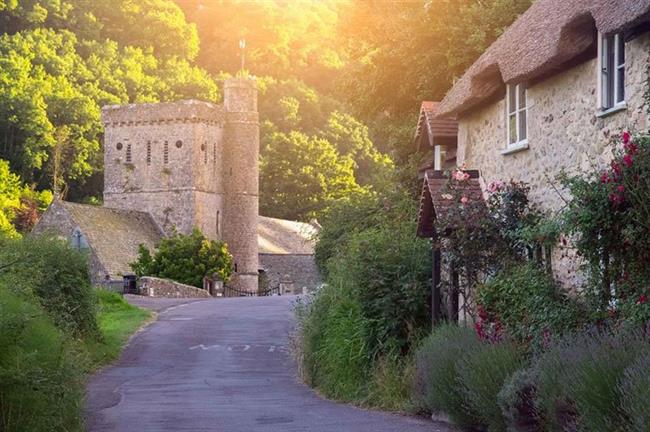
xmin=222 ymin=78 xmax=259 ymax=293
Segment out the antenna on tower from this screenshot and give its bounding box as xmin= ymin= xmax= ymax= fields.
xmin=239 ymin=38 xmax=246 ymax=74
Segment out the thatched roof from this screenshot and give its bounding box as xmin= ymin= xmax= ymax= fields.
xmin=437 ymin=0 xmax=650 ymax=117
xmin=415 ymin=101 xmax=458 ymax=151
xmin=258 ymin=216 xmax=317 ymax=255
xmin=417 ymin=170 xmax=483 ymax=238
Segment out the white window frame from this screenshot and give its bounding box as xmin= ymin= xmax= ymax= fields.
xmin=505 ymin=83 xmax=528 ymax=151
xmin=598 ymin=32 xmax=626 ymax=113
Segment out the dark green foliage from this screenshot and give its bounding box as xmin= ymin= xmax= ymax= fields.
xmin=535 ymin=329 xmax=649 ymax=432
xmin=619 ymin=353 xmax=650 ymax=432
xmin=458 ymin=341 xmax=525 ymax=432
xmin=0 ymin=235 xmax=99 ymax=337
xmin=476 ymin=263 xmax=583 ymax=347
xmin=0 ymin=284 xmax=83 ymax=432
xmin=131 ymin=228 xmax=233 ymax=288
xmin=561 ymin=132 xmax=650 ymax=315
xmin=295 ymin=282 xmax=371 ymax=401
xmin=412 ymin=325 xmax=483 ymax=429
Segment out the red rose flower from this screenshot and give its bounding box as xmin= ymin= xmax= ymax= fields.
xmin=622 ymin=131 xmax=631 ymax=144
xmin=600 ymin=172 xmax=610 ymax=183
xmin=617 ymin=185 xmax=625 ymax=193
xmin=638 ymin=294 xmax=648 ymax=305
xmin=623 ymin=154 xmax=634 ymax=167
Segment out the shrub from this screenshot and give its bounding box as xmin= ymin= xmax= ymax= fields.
xmin=0 ymin=235 xmax=99 ymax=337
xmin=131 ymin=228 xmax=233 ymax=288
xmin=412 ymin=324 xmax=483 ymax=429
xmin=476 ymin=263 xmax=583 ymax=347
xmin=295 ymin=281 xmax=371 ymax=401
xmin=458 ymin=341 xmax=525 ymax=432
xmin=365 ymin=353 xmax=413 ymax=411
xmin=535 ymin=329 xmax=648 ymax=431
xmin=0 ymin=284 xmax=83 ymax=432
xmin=561 ymin=132 xmax=650 ymax=312
xmin=619 ymin=352 xmax=650 ymax=432
xmin=497 ymin=368 xmax=542 ymax=432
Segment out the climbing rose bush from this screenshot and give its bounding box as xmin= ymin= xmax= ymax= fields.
xmin=562 ymin=131 xmax=650 ymax=323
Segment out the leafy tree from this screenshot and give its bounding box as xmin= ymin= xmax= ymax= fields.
xmin=260 ymin=130 xmax=362 ymax=221
xmin=0 ymin=159 xmax=51 ymax=238
xmin=131 ymin=229 xmax=233 ymax=288
xmin=179 ymin=0 xmax=346 ymax=91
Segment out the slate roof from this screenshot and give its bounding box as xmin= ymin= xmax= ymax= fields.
xmin=62 ymin=202 xmax=163 ymax=277
xmin=415 ymin=101 xmax=459 ymax=151
xmin=417 ymin=170 xmax=483 ymax=238
xmin=258 ymin=216 xmax=317 ymax=255
xmin=437 ymin=0 xmax=650 ymax=117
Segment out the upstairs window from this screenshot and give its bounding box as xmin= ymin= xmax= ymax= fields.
xmin=507 ymin=83 xmax=527 ymax=148
xmin=600 ymin=33 xmax=625 ymax=110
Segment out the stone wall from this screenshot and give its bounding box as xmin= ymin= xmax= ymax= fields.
xmin=139 ymin=276 xmax=212 ymax=298
xmin=259 ymin=254 xmax=321 ymax=292
xmin=457 ymin=33 xmax=650 ymax=286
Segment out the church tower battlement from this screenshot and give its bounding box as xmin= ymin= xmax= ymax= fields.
xmin=101 ymin=78 xmax=259 ymax=292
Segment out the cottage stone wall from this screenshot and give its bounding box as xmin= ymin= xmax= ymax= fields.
xmin=259 ymin=254 xmax=321 ymax=292
xmin=139 ymin=276 xmax=212 ymax=298
xmin=457 ymin=33 xmax=650 ymax=286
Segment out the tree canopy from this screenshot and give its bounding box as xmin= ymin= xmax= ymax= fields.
xmin=0 ymin=0 xmax=532 ymax=227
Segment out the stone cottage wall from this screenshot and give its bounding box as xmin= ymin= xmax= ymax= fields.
xmin=139 ymin=276 xmax=212 ymax=298
xmin=456 ymin=33 xmax=650 ymax=286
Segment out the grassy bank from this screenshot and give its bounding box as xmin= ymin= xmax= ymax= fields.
xmin=0 ymin=235 xmax=153 ymax=432
xmin=84 ymin=290 xmax=152 ymax=369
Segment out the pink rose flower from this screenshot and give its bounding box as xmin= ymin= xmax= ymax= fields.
xmin=622 ymin=131 xmax=631 ymax=144
xmin=623 ymin=154 xmax=633 ymax=167
xmin=460 ymin=196 xmax=469 ymax=204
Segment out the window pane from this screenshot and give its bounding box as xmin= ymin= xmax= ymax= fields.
xmin=508 ymin=85 xmax=516 ymax=114
xmin=518 ymin=85 xmax=527 ymax=109
xmin=617 ymin=67 xmax=625 ymax=103
xmin=509 ymin=114 xmax=517 ymax=144
xmin=519 ymin=110 xmax=527 ymax=141
xmin=616 ymin=34 xmax=625 ymax=66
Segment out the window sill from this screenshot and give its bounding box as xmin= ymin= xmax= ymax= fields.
xmin=597 ymin=102 xmax=627 ymax=118
xmin=501 ymin=141 xmax=529 ymax=156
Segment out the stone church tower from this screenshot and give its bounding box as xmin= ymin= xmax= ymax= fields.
xmin=101 ymin=78 xmax=259 ymax=293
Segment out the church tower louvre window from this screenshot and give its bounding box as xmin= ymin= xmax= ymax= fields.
xmin=213 ymin=142 xmax=217 ymax=166
xmin=146 ymin=141 xmax=151 ymax=165
xmin=163 ymin=141 xmax=169 ymax=164
xmin=125 ymin=143 xmax=132 ymax=163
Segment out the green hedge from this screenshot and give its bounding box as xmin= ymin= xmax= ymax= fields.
xmin=0 ymin=285 xmax=83 ymax=432
xmin=0 ymin=235 xmax=99 ymax=337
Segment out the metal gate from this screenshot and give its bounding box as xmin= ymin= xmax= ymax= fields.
xmin=223 ymin=284 xmax=282 ymax=297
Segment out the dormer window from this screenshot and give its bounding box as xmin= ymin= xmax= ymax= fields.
xmin=506 ymin=83 xmax=527 ymax=149
xmin=599 ymin=32 xmax=625 ymax=111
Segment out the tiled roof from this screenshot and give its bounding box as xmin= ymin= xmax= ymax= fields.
xmin=437 ymin=0 xmax=650 ymax=117
xmin=417 ymin=170 xmax=483 ymax=238
xmin=415 ymin=101 xmax=459 ymax=150
xmin=258 ymin=216 xmax=317 ymax=255
xmin=62 ymin=202 xmax=163 ymax=277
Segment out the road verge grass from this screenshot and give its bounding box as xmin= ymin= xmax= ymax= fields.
xmin=84 ymin=290 xmax=153 ymax=369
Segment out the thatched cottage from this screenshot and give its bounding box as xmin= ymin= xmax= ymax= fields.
xmin=416 ymin=0 xmax=650 ymax=319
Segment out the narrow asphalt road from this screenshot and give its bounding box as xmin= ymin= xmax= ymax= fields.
xmin=85 ymin=296 xmax=451 ymax=432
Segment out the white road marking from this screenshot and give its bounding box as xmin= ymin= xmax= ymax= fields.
xmin=169 ymin=317 xmax=192 ymax=321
